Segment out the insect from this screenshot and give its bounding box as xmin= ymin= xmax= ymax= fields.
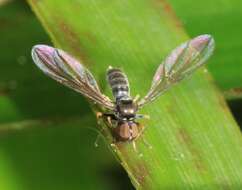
xmin=31 ymin=34 xmax=215 ymax=144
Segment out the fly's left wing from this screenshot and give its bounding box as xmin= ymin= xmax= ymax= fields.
xmin=138 ymin=34 xmax=215 ymax=108
xmin=32 ymin=45 xmax=115 ymax=110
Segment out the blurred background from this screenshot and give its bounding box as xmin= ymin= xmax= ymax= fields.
xmin=0 ymin=0 xmax=241 ymax=189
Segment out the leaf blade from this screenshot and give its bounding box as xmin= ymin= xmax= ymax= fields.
xmin=27 ymin=0 xmax=242 ymax=189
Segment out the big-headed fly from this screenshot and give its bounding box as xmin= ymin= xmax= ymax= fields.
xmin=32 ymin=34 xmax=215 ymax=143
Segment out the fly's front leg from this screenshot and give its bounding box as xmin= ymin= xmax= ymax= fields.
xmin=135 ymin=114 xmax=150 ymax=120
xmin=96 ymin=112 xmax=103 ymax=125
xmin=103 ymin=113 xmax=118 ymax=127
xmin=95 ymin=112 xmax=105 ymax=147
xmin=96 ymin=112 xmax=116 ymax=126
xmin=95 ymin=112 xmax=117 ymax=147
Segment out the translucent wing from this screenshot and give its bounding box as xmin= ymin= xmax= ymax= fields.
xmin=138 ymin=34 xmax=215 ymax=108
xmin=32 ymin=45 xmax=115 ymax=110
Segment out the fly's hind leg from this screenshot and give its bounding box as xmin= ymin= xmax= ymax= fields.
xmin=141 ymin=137 xmax=152 ymax=149
xmin=134 ymin=123 xmax=152 ymax=149
xmin=133 ymin=94 xmax=140 ymax=103
xmin=132 ymin=140 xmax=143 ymax=157
xmin=132 ymin=141 xmax=137 ymax=153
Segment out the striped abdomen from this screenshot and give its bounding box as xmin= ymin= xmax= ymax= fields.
xmin=107 ymin=67 xmax=130 ymax=100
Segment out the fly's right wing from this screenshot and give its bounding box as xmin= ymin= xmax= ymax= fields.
xmin=138 ymin=34 xmax=215 ymax=108
xmin=32 ymin=45 xmax=115 ymax=110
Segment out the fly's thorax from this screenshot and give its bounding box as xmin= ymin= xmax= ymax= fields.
xmin=106 ymin=67 xmax=130 ymax=100
xmin=116 ymin=99 xmax=138 ymax=120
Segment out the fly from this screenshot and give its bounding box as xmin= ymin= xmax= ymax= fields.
xmin=31 ymin=34 xmax=215 ymax=144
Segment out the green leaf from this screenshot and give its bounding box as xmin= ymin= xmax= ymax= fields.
xmin=27 ymin=0 xmax=242 ymax=189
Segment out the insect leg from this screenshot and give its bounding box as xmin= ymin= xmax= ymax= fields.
xmin=102 ymin=113 xmax=118 ymax=128
xmin=132 ymin=141 xmax=143 ymax=157
xmin=142 ymin=138 xmax=152 ymax=149
xmin=107 ymin=116 xmax=112 ymax=125
xmin=94 ymin=112 xmax=105 ymax=147
xmin=96 ymin=112 xmax=103 ymax=125
xmin=135 ymin=114 xmax=150 ymax=120
xmin=132 ymin=141 xmax=137 ymax=152
xmin=95 ymin=112 xmax=117 ymax=146
xmin=133 ymin=94 xmax=140 ymax=102
xmin=103 ymin=113 xmax=117 ymax=120
xmin=135 ymin=123 xmax=152 ymax=149
xmin=94 ymin=134 xmax=102 ymax=147
xmin=96 ymin=112 xmax=117 ymax=126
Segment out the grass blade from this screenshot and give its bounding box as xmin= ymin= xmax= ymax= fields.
xmin=27 ymin=0 xmax=242 ymax=189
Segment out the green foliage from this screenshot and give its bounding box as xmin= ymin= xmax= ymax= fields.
xmin=0 ymin=0 xmax=241 ymax=189
xmin=26 ymin=0 xmax=242 ymax=189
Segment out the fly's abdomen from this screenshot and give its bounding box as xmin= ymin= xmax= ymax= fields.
xmin=107 ymin=67 xmax=130 ymax=100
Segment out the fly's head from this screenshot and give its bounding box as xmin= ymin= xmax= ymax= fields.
xmin=116 ymin=99 xmax=138 ymax=120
